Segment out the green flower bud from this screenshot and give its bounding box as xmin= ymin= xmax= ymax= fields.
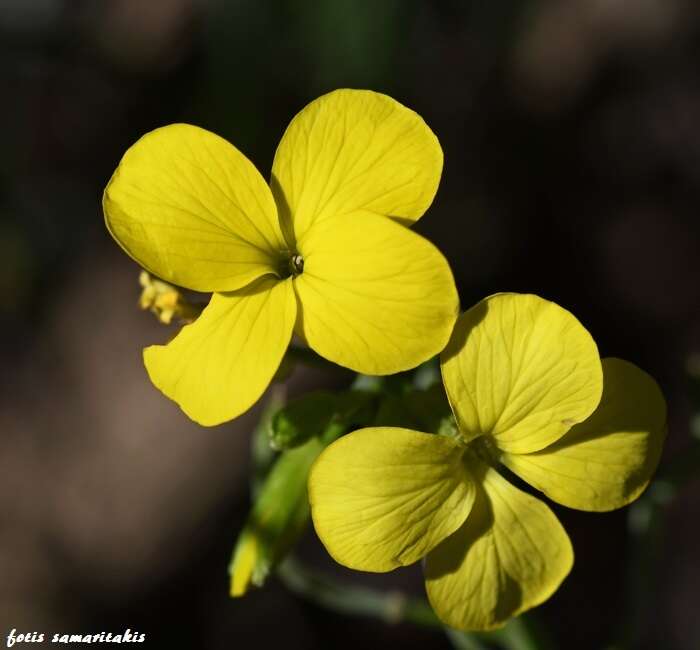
xmin=229 ymin=436 xmax=327 ymax=597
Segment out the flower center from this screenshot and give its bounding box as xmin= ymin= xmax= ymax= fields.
xmin=279 ymin=250 xmax=304 ymax=278
xmin=289 ymin=253 xmax=304 ymax=276
xmin=464 ymin=434 xmax=501 ymax=465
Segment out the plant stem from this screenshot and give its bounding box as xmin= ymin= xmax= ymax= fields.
xmin=277 ymin=556 xmax=441 ymax=628
xmin=276 ymin=556 xmax=547 ymax=650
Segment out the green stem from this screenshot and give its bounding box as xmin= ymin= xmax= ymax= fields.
xmin=276 ymin=556 xmax=547 ymax=650
xmin=277 ymin=556 xmax=441 ymax=628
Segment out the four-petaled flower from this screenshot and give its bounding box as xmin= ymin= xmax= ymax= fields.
xmin=309 ymin=293 xmax=666 ymax=631
xmin=104 ymin=89 xmax=459 ymax=425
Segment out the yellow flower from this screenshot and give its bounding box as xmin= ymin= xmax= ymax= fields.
xmin=103 ymin=89 xmax=459 ymax=426
xmin=308 ymin=293 xmax=667 ymax=631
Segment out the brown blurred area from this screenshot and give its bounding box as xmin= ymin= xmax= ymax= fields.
xmin=0 ymin=1 xmax=699 ymax=648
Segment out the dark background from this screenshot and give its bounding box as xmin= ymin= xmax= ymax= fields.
xmin=1 ymin=1 xmax=698 ymax=648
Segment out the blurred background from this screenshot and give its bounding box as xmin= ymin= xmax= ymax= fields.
xmin=1 ymin=1 xmax=699 ymax=648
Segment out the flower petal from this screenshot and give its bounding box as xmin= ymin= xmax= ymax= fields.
xmin=104 ymin=124 xmax=286 ymax=292
xmin=294 ymin=212 xmax=459 ymax=374
xmin=441 ymin=293 xmax=603 ymax=454
xmin=144 ymin=277 xmax=296 ymax=426
xmin=308 ymin=427 xmax=476 ymax=572
xmin=424 ymin=464 xmax=573 ymax=631
xmin=271 ymin=89 xmax=443 ymax=242
xmin=501 ymin=358 xmax=667 ymax=512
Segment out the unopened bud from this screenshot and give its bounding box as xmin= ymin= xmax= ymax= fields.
xmin=229 ymin=437 xmax=325 ymax=597
xmin=138 ymin=271 xmax=201 ymax=324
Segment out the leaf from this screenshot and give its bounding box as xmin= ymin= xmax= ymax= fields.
xmin=270 ymin=391 xmax=338 ymax=450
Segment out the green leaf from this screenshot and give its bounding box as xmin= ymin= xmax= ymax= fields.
xmin=269 ymin=390 xmax=338 ymax=450
xmin=269 ymin=389 xmax=378 ymax=450
xmin=335 ymin=389 xmax=379 ymax=429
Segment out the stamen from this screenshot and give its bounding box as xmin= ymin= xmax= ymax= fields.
xmin=289 ymin=253 xmax=304 ymax=276
xmin=465 ymin=434 xmax=501 ymax=464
